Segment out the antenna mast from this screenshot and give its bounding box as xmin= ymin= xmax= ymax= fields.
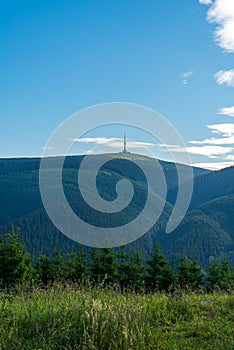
xmin=123 ymin=133 xmax=127 ymax=153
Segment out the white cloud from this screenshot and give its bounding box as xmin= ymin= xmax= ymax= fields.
xmin=71 ymin=135 xmax=234 ymax=164
xmin=181 ymin=71 xmax=194 ymax=85
xmin=199 ymin=0 xmax=212 ymax=5
xmin=207 ymin=0 xmax=234 ymax=52
xmin=207 ymin=123 xmax=234 ymax=136
xmin=214 ymin=69 xmax=234 ymax=86
xmin=186 ymin=123 xmax=234 ymax=159
xmin=190 ymin=135 xmax=234 ymax=145
xmin=192 ymin=162 xmax=234 ymax=170
xmin=186 ymin=145 xmax=232 ymax=157
xmin=70 ymin=137 xmax=154 ymax=149
xmin=218 ymin=106 xmax=234 ymax=117
xmin=182 ymin=79 xmax=188 ymax=85
xmin=41 ymin=146 xmax=56 ymax=150
xmin=165 ymin=144 xmax=233 ymax=158
xmin=226 ymin=154 xmax=234 ymax=160
xmin=190 ymin=123 xmax=234 ymax=145
xmin=185 ymin=122 xmax=234 ymax=167
xmin=181 ymin=71 xmax=194 ymax=78
xmin=71 ymin=137 xmax=117 ymax=145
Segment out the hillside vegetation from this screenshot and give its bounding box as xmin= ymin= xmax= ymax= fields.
xmin=0 ymin=286 xmax=233 ymax=350
xmin=1 ymin=155 xmax=234 ymax=267
xmin=0 ymin=232 xmax=233 ymax=349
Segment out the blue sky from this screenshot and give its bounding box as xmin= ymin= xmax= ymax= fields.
xmin=1 ymin=0 xmax=234 ymax=169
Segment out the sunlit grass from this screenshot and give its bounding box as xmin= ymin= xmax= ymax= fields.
xmin=0 ymin=285 xmax=233 ymax=349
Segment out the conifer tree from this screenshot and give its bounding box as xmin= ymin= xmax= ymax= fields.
xmin=146 ymin=243 xmax=174 ymax=291
xmin=207 ymin=257 xmax=234 ymax=291
xmin=117 ymin=247 xmax=145 ymax=291
xmin=52 ymin=249 xmax=65 ymax=281
xmin=129 ymin=251 xmax=145 ymax=291
xmin=64 ymin=245 xmax=87 ymax=283
xmin=35 ymin=255 xmax=54 ymax=285
xmin=0 ymin=231 xmax=32 ymax=288
xmin=89 ymin=247 xmax=117 ymax=285
xmin=177 ymin=257 xmax=204 ymax=290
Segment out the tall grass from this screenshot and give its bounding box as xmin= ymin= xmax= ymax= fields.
xmin=0 ymin=284 xmax=233 ymax=349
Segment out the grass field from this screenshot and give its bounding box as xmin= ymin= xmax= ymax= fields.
xmin=0 ymin=285 xmax=233 ymax=350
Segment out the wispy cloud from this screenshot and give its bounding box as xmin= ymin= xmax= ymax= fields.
xmin=70 ymin=137 xmax=154 ymax=149
xmin=181 ymin=71 xmax=194 ymax=85
xmin=41 ymin=146 xmax=56 ymax=150
xmin=71 ymin=137 xmax=118 ymax=145
xmin=190 ymin=136 xmax=234 ymax=145
xmin=181 ymin=71 xmax=194 ymax=78
xmin=226 ymin=154 xmax=234 ymax=160
xmin=199 ymin=0 xmax=213 ymax=5
xmin=218 ymin=106 xmax=234 ymax=117
xmin=168 ymin=144 xmax=233 ymax=158
xmin=188 ymin=123 xmax=234 ymax=157
xmin=192 ymin=162 xmax=234 ymax=170
xmin=70 ymin=135 xmax=234 ymax=169
xmin=214 ymin=69 xmax=234 ymax=86
xmin=207 ymin=123 xmax=234 ymax=135
xmin=190 ymin=123 xmax=234 ymax=145
xmin=207 ymin=0 xmax=234 ymax=52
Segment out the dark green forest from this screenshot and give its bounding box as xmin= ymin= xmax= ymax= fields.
xmin=1 ymin=154 xmax=234 ymax=268
xmin=1 ymin=232 xmax=233 ymax=292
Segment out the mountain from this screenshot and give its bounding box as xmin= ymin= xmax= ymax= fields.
xmin=168 ymin=165 xmax=234 ymax=210
xmin=163 ymin=214 xmax=233 ymax=267
xmin=0 ymin=154 xmax=208 ymax=225
xmin=192 ymin=195 xmax=234 ymax=241
xmin=2 ymin=153 xmax=234 ymax=267
xmin=165 ymin=168 xmax=234 ymax=266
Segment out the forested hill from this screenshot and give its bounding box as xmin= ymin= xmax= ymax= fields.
xmin=0 ymin=154 xmax=207 ymax=182
xmin=1 ymin=154 xmax=234 ymax=267
xmin=168 ymin=165 xmax=234 ymax=210
xmin=0 ymin=154 xmax=207 ymax=225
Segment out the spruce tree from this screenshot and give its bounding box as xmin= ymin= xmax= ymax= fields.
xmin=64 ymin=245 xmax=87 ymax=283
xmin=0 ymin=232 xmax=32 ymax=288
xmin=89 ymin=247 xmax=117 ymax=285
xmin=35 ymin=255 xmax=54 ymax=285
xmin=177 ymin=257 xmax=204 ymax=290
xmin=207 ymin=257 xmax=234 ymax=291
xmin=52 ymin=249 xmax=65 ymax=281
xmin=146 ymin=243 xmax=174 ymax=291
xmin=117 ymin=247 xmax=145 ymax=291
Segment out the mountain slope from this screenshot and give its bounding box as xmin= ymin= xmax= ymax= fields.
xmin=0 ymin=154 xmax=208 ymax=225
xmin=3 ymin=154 xmax=234 ymax=268
xmin=167 ymin=165 xmax=234 ymax=210
xmin=164 ymin=215 xmax=233 ymax=267
xmin=192 ymin=195 xmax=234 ymax=241
xmin=0 ymin=154 xmax=178 ymax=256
xmin=0 ymin=168 xmax=173 ymax=258
xmin=161 ymin=195 xmax=234 ymax=266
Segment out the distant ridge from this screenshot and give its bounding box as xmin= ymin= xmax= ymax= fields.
xmin=0 ymin=153 xmax=216 ymax=267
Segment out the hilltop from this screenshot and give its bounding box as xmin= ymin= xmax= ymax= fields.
xmin=1 ymin=153 xmax=234 ymax=266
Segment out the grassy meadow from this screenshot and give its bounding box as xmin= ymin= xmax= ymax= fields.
xmin=0 ymin=285 xmax=233 ymax=350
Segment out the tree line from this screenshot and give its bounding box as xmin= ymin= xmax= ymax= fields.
xmin=0 ymin=231 xmax=234 ymax=292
